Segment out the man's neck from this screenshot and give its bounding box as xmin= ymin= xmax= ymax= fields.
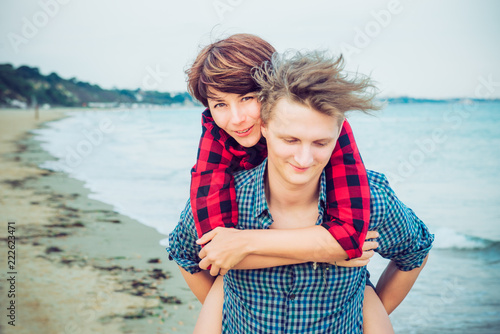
xmin=264 ymin=163 xmax=320 ymax=216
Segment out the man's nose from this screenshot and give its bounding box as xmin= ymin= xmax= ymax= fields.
xmin=294 ymin=145 xmax=313 ymax=167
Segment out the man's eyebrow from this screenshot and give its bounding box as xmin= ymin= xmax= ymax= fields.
xmin=316 ymin=137 xmax=335 ymax=142
xmin=278 ymin=135 xmax=335 ymax=141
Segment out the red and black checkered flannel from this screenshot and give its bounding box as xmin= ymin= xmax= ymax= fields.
xmin=190 ymin=109 xmax=370 ymax=259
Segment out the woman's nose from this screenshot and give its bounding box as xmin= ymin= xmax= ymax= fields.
xmin=230 ymin=105 xmax=246 ymax=125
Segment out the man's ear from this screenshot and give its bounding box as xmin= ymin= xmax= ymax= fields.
xmin=337 ymin=117 xmax=345 ymax=137
xmin=261 ymin=123 xmax=268 ymax=138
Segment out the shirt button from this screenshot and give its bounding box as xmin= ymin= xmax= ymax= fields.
xmin=289 ymin=294 xmax=296 ymax=300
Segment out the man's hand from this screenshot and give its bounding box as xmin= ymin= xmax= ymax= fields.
xmin=334 ymin=231 xmax=379 ymax=267
xmin=197 ymin=227 xmax=250 ymax=276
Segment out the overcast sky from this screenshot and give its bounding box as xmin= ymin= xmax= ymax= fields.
xmin=1 ymin=0 xmax=499 ymax=98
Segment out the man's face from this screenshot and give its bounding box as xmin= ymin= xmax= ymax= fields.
xmin=207 ymin=89 xmax=262 ymax=148
xmin=262 ymin=98 xmax=342 ymax=188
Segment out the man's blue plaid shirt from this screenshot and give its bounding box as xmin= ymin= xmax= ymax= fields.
xmin=168 ymin=160 xmax=434 ymax=333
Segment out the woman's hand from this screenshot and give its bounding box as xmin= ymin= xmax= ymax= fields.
xmin=333 ymin=231 xmax=379 ymax=267
xmin=197 ymin=227 xmax=250 ymax=276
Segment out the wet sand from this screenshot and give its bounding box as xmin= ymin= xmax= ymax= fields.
xmin=0 ymin=109 xmax=200 ymax=334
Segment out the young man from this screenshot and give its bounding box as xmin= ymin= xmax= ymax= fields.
xmin=169 ymin=51 xmax=433 ymax=333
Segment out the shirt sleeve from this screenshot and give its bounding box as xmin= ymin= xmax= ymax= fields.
xmin=167 ymin=199 xmax=203 ymax=274
xmin=190 ymin=110 xmax=241 ymax=238
xmin=190 ymin=110 xmax=267 ymax=239
xmin=368 ymin=171 xmax=434 ymax=271
xmin=321 ymin=119 xmax=371 ymax=260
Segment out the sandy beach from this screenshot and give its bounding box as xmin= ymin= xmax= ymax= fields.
xmin=0 ymin=109 xmax=200 ymax=334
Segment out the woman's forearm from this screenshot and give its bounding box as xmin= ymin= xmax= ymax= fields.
xmin=233 ymin=255 xmax=305 ymax=269
xmin=245 ymin=225 xmax=348 ymax=262
xmin=197 ymin=225 xmax=351 ymax=274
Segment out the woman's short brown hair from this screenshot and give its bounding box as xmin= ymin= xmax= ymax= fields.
xmin=253 ymin=51 xmax=380 ymax=124
xmin=186 ymin=34 xmax=276 ymax=107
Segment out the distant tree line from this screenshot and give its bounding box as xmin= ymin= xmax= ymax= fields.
xmin=0 ymin=64 xmax=195 ymax=108
xmin=2 ymin=64 xmax=496 ymax=108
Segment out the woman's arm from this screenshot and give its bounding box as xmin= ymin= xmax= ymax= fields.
xmin=197 ymin=226 xmax=346 ymax=275
xmin=190 ymin=109 xmax=267 ymax=238
xmin=322 ymin=119 xmax=371 ymax=259
xmin=190 ymin=110 xmax=240 ymax=238
xmin=235 ymin=231 xmax=378 ymax=269
xmin=197 ymin=228 xmax=379 ymax=275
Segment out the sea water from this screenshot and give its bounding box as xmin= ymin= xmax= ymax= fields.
xmin=33 ymin=102 xmax=500 ymax=333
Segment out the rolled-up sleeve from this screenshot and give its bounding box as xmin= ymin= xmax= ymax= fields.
xmin=367 ymin=171 xmax=434 ymax=271
xmin=167 ymin=200 xmax=203 ymax=274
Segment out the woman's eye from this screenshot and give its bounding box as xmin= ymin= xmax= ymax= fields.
xmin=242 ymin=96 xmax=254 ymax=102
xmin=284 ymin=139 xmax=297 ymax=144
xmin=214 ymin=103 xmax=226 ymax=108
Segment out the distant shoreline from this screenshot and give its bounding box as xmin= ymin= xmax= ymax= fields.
xmin=381 ymin=97 xmax=500 ymax=104
xmin=1 ymin=97 xmax=499 ymax=112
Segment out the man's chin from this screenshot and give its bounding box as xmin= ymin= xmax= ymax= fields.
xmin=285 ymin=174 xmax=317 ymax=187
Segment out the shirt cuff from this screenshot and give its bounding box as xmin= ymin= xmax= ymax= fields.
xmin=389 ymin=229 xmax=435 ymax=271
xmin=320 ymin=221 xmax=364 ymax=259
xmin=166 ymin=245 xmax=202 ymax=274
xmin=167 ymin=227 xmax=203 ymax=275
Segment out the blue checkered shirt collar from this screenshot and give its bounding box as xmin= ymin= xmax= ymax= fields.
xmin=251 ymin=159 xmax=327 ymax=224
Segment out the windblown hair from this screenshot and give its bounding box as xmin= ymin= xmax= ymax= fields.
xmin=252 ymin=51 xmax=380 ymax=124
xmin=186 ymin=34 xmax=276 ymax=107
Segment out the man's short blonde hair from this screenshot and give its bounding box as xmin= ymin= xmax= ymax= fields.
xmin=252 ymin=51 xmax=380 ymax=124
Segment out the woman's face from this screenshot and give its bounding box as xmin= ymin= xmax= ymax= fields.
xmin=207 ymin=90 xmax=262 ymax=147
